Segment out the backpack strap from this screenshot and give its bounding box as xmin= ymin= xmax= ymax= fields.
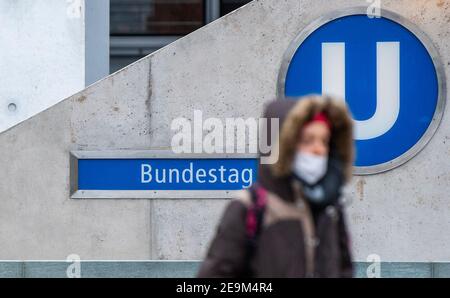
xmin=243 ymin=184 xmax=267 ymax=276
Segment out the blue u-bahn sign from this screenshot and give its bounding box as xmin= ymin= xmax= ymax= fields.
xmin=278 ymin=8 xmax=446 ymax=174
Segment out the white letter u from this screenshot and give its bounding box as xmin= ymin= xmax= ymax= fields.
xmin=321 ymin=42 xmax=400 ymax=140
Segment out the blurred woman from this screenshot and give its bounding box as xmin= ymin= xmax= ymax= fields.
xmin=197 ymin=95 xmax=354 ymax=278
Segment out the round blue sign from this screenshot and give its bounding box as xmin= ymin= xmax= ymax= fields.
xmin=279 ymin=10 xmax=445 ymax=174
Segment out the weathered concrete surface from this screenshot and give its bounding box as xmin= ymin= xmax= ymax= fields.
xmin=0 ymin=0 xmax=109 ymax=133
xmin=0 ymin=0 xmax=449 ymax=262
xmin=0 ymin=62 xmax=152 ymax=260
xmin=0 ymin=0 xmax=84 ymax=133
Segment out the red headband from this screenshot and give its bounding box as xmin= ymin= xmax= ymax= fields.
xmin=304 ymin=112 xmax=331 ymax=129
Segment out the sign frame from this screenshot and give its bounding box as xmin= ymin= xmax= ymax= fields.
xmin=70 ymin=150 xmax=258 ymax=199
xmin=277 ymin=6 xmax=447 ymax=175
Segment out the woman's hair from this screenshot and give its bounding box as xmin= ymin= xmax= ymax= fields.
xmin=271 ymin=94 xmax=355 ymax=182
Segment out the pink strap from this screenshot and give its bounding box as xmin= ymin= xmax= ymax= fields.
xmin=256 ymin=187 xmax=267 ymax=207
xmin=246 ymin=186 xmax=267 ymax=237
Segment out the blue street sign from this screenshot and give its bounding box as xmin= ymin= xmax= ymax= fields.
xmin=280 ymin=11 xmax=444 ymax=173
xmin=75 ymin=157 xmax=258 ymax=192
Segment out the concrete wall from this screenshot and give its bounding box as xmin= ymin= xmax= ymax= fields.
xmin=0 ymin=0 xmax=449 ymax=263
xmin=0 ymin=0 xmax=109 ymax=133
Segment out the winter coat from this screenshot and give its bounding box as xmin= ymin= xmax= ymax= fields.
xmin=197 ymin=95 xmax=355 ymax=278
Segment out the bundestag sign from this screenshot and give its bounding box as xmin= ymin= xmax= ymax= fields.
xmin=278 ymin=7 xmax=446 ymax=174
xmin=70 ymin=151 xmax=258 ymax=199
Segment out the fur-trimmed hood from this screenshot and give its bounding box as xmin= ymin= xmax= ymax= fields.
xmin=258 ymin=95 xmax=354 ymax=202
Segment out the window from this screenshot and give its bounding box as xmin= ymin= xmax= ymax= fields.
xmin=110 ymin=0 xmax=205 ymax=36
xmin=110 ymin=0 xmax=252 ymax=72
xmin=220 ymin=0 xmax=252 ymax=16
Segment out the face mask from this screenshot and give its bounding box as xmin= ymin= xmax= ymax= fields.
xmin=292 ymin=152 xmax=328 ymax=185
